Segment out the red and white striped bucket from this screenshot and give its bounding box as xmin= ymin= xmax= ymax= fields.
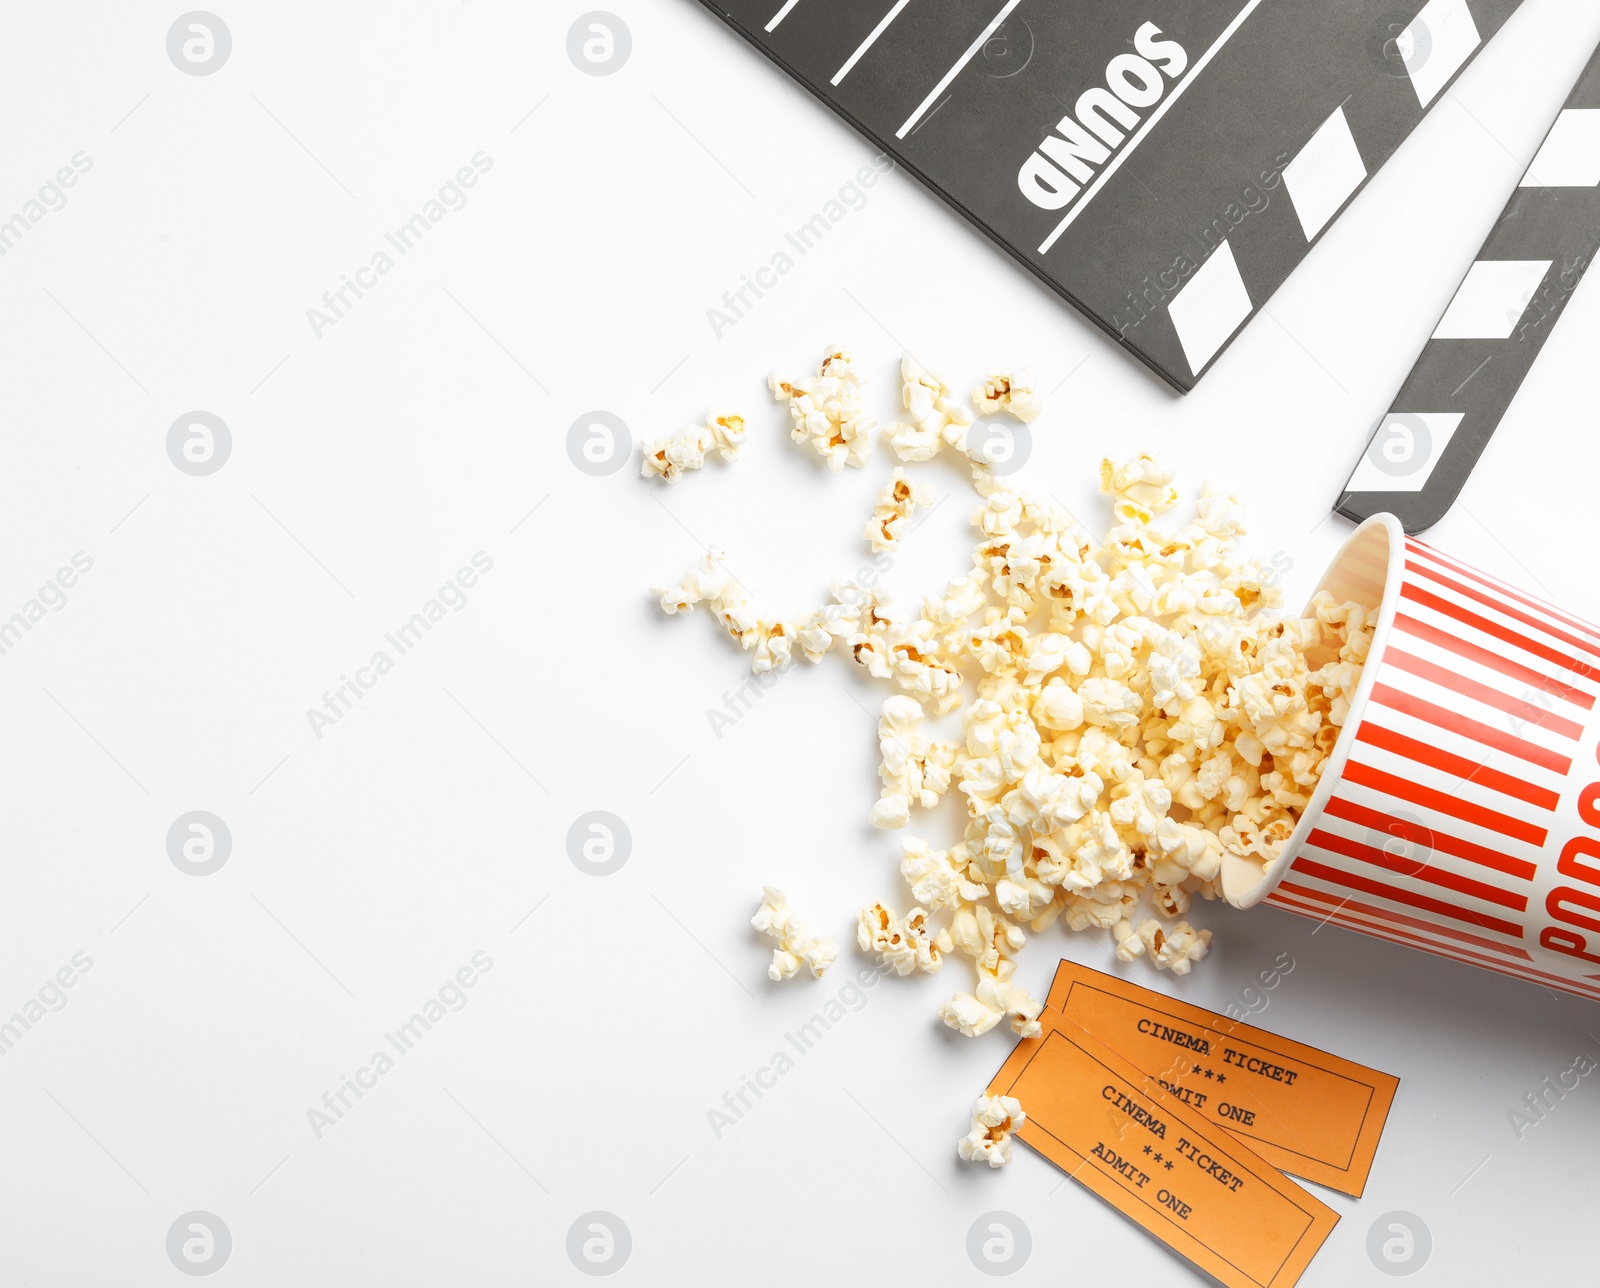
xmin=1223 ymin=515 xmax=1600 ymax=1001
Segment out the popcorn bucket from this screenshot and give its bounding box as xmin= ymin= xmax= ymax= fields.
xmin=1223 ymin=516 xmax=1600 ymax=1001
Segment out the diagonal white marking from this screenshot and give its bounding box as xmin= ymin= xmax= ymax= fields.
xmin=765 ymin=0 xmax=803 ymax=31
xmin=833 ymin=0 xmax=912 ymax=85
xmin=896 ymin=0 xmax=1022 ymax=139
xmin=1039 ymin=0 xmax=1266 ymax=250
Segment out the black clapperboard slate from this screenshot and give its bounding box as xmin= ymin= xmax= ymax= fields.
xmin=694 ymin=0 xmax=1526 ymax=391
xmin=1338 ymin=39 xmax=1600 ymax=533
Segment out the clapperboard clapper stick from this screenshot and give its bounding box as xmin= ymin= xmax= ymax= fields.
xmin=694 ymin=0 xmax=1526 ymax=390
xmin=1336 ymin=40 xmax=1600 ymax=533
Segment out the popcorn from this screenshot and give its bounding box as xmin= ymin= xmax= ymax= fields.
xmin=864 ymin=469 xmax=934 ymax=553
xmin=939 ymin=959 xmax=1043 ymax=1038
xmin=857 ymin=902 xmax=953 ymax=975
xmin=884 ymin=418 xmax=942 ymax=463
xmin=705 ymin=409 xmax=748 ymax=459
xmin=654 ymin=350 xmax=1368 ymax=1041
xmin=1099 ymin=453 xmax=1179 ymax=525
xmin=901 ymin=837 xmax=987 ymax=910
xmin=938 ymin=990 xmax=1004 ymax=1038
xmin=771 ymin=346 xmax=875 ymax=471
xmin=1079 ymin=676 xmax=1144 ymax=730
xmin=958 ymin=1095 xmax=1026 ymax=1168
xmin=652 ymin=550 xmax=728 ymax=615
xmin=640 ymin=410 xmax=747 ymax=483
xmin=869 ymin=695 xmax=958 ymax=829
xmin=886 ymin=353 xmax=974 ymax=461
xmin=640 ymin=423 xmax=710 ymax=483
xmin=751 ymin=886 xmax=839 ymax=981
xmin=1113 ymin=917 xmax=1213 ymax=975
xmin=651 ymin=548 xmax=771 ymax=656
xmin=972 ymin=368 xmax=1042 ymax=423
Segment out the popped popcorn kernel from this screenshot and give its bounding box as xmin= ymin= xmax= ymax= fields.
xmin=901 ymin=837 xmax=987 ymax=910
xmin=887 ymin=352 xmax=974 ymax=462
xmin=865 ymin=468 xmax=934 ymax=553
xmin=705 ymin=409 xmax=748 ymax=460
xmin=972 ymin=368 xmax=1042 ymax=423
xmin=651 ymin=549 xmax=768 ymax=654
xmin=857 ymin=902 xmax=953 ymax=975
xmin=869 ymin=695 xmax=958 ymax=829
xmin=641 ymin=422 xmax=713 ymax=483
xmin=751 ymin=886 xmax=839 ymax=981
xmin=958 ymin=1094 xmax=1026 ymax=1168
xmin=939 ymin=959 xmax=1043 ymax=1039
xmin=772 ymin=345 xmax=875 ymax=471
xmin=640 ymin=409 xmax=748 ymax=483
xmin=1099 ymin=453 xmax=1179 ymax=526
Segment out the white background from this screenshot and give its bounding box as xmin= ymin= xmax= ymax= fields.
xmin=2 ymin=1 xmax=1599 ymax=1283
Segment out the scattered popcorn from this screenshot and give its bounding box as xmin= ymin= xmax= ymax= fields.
xmin=752 ymin=886 xmax=839 ymax=981
xmin=857 ymin=902 xmax=953 ymax=975
xmin=1099 ymin=452 xmax=1178 ymax=525
xmin=640 ymin=410 xmax=747 ymax=483
xmin=651 ymin=549 xmax=821 ymax=675
xmin=864 ymin=468 xmax=934 ymax=553
xmin=939 ymin=959 xmax=1044 ymax=1039
xmin=1113 ymin=917 xmax=1213 ymax=975
xmin=972 ymin=368 xmax=1042 ymax=423
xmin=886 ymin=353 xmax=974 ymax=461
xmin=901 ymin=837 xmax=988 ymax=910
xmin=705 ymin=410 xmax=747 ymax=458
xmin=869 ymin=695 xmax=958 ymax=829
xmin=641 ymin=422 xmax=711 ymax=484
xmin=771 ymin=346 xmax=875 ymax=471
xmin=656 ymin=350 xmax=1368 ymax=1040
xmin=958 ymin=1095 xmax=1026 ymax=1168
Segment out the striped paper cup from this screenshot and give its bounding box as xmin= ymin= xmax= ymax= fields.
xmin=1222 ymin=515 xmax=1600 ymax=1001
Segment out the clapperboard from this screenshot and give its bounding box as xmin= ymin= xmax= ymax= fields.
xmin=1338 ymin=40 xmax=1600 ymax=533
xmin=695 ymin=0 xmax=1525 ymax=391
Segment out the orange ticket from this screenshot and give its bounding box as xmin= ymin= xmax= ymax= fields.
xmin=1047 ymin=959 xmax=1399 ymax=1198
xmin=988 ymin=1010 xmax=1338 ymax=1288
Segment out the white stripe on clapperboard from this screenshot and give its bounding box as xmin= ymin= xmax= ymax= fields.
xmin=896 ymin=0 xmax=1024 ymax=139
xmin=833 ymin=0 xmax=914 ymax=85
xmin=765 ymin=0 xmax=803 ymax=33
xmin=1038 ymin=0 xmax=1267 ymax=253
